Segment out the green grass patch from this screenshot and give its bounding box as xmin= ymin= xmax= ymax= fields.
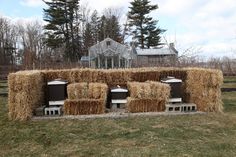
xmin=1 ymin=79 xmax=236 ymax=156
xmin=222 ymin=92 xmax=236 ymax=113
xmin=222 ymin=83 xmax=236 ymax=88
xmin=0 ymin=80 xmax=8 ymax=93
xmin=224 ymin=76 xmax=236 ymax=83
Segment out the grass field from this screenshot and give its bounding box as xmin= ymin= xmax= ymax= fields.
xmin=0 ymin=77 xmax=236 ymax=156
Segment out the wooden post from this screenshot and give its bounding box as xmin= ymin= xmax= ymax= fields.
xmin=105 ymin=57 xmax=107 ymax=69
xmin=98 ymin=56 xmax=100 ymax=69
xmin=118 ymin=55 xmax=121 ymax=68
xmin=111 ymin=57 xmax=114 ymax=69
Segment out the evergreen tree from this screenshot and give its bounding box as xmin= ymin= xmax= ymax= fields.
xmin=43 ymin=0 xmax=81 ymax=61
xmin=98 ymin=15 xmax=106 ymax=41
xmin=145 ymin=20 xmax=163 ymax=48
xmin=83 ymin=22 xmax=93 ymax=54
xmin=128 ymin=0 xmax=165 ymax=48
xmin=90 ymin=10 xmax=100 ymax=43
xmin=98 ymin=14 xmax=122 ymax=42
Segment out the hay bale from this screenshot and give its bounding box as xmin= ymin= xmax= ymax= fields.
xmin=8 ymin=71 xmax=45 ymax=121
xmin=88 ymin=83 xmax=108 ymax=99
xmin=64 ymin=99 xmax=105 ymax=115
xmin=106 ymin=70 xmax=132 ymax=87
xmin=127 ymin=81 xmax=170 ymax=113
xmin=185 ymin=68 xmax=223 ymax=112
xmin=127 ymin=98 xmax=166 ymax=113
xmin=67 ymin=82 xmax=88 ymax=99
xmin=127 ymin=81 xmax=170 ymax=100
xmin=67 ymin=82 xmax=108 ymax=100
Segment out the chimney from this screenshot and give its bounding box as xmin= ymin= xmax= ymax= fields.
xmin=169 ymin=43 xmax=175 ymax=48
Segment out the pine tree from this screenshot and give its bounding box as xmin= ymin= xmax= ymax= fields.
xmin=90 ymin=10 xmax=100 ymax=43
xmin=83 ymin=22 xmax=93 ymax=54
xmin=98 ymin=14 xmax=122 ymax=42
xmin=98 ymin=15 xmax=106 ymax=41
xmin=43 ymin=0 xmax=81 ymax=61
xmin=128 ymin=0 xmax=165 ymax=49
xmin=145 ymin=20 xmax=164 ymax=48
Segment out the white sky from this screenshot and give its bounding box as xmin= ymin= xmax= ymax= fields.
xmin=1 ymin=0 xmax=236 ymax=58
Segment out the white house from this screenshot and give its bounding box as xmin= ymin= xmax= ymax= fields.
xmin=88 ymin=38 xmax=133 ymax=69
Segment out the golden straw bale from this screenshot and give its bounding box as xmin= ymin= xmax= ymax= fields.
xmin=64 ymin=99 xmax=105 ymax=115
xmin=8 ymin=71 xmax=45 ymax=121
xmin=185 ymin=68 xmax=223 ymax=112
xmin=127 ymin=98 xmax=166 ymax=113
xmin=88 ymin=83 xmax=99 ymax=99
xmin=67 ymin=82 xmax=108 ymax=100
xmin=127 ymin=81 xmax=170 ymax=100
xmin=67 ymin=82 xmax=88 ymax=99
xmin=69 ymin=69 xmax=82 ymax=83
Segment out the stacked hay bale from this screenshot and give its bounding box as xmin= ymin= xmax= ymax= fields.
xmin=8 ymin=71 xmax=45 ymax=121
xmin=185 ymin=68 xmax=223 ymax=112
xmin=64 ymin=82 xmax=108 ymax=115
xmin=127 ymin=81 xmax=170 ymax=112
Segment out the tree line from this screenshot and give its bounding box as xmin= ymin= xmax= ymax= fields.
xmin=0 ymin=0 xmax=165 ymax=68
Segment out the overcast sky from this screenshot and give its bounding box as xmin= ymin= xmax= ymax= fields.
xmin=0 ymin=0 xmax=236 ymax=58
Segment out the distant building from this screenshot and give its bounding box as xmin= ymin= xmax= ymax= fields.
xmin=87 ymin=38 xmax=178 ymax=68
xmin=135 ymin=43 xmax=178 ymax=67
xmin=88 ymin=38 xmax=133 ymax=69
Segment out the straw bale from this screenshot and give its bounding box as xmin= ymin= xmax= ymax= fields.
xmin=127 ymin=98 xmax=166 ymax=113
xmin=106 ymin=70 xmax=132 ymax=87
xmin=67 ymin=82 xmax=88 ymax=99
xmin=79 ymin=69 xmax=93 ymax=82
xmin=185 ymin=68 xmax=223 ymax=112
xmin=64 ymin=99 xmax=105 ymax=115
xmin=67 ymin=82 xmax=108 ymax=100
xmin=127 ymin=81 xmax=170 ymax=100
xmin=8 ymin=71 xmax=45 ymax=121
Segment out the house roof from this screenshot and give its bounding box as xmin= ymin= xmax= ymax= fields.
xmin=136 ymin=48 xmax=177 ymax=56
xmin=89 ymin=38 xmax=132 ymax=59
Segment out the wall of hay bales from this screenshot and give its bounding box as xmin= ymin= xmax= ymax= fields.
xmin=8 ymin=67 xmax=223 ymax=120
xmin=8 ymin=71 xmax=45 ymax=121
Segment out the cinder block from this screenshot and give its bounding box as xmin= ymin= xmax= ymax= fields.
xmin=165 ymin=104 xmax=182 ymax=112
xmin=44 ymin=106 xmax=62 ymax=116
xmin=181 ymin=103 xmax=197 ymax=112
xmin=165 ymin=103 xmax=197 ymax=113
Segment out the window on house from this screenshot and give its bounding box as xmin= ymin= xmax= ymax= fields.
xmin=106 ymin=41 xmax=111 ymax=46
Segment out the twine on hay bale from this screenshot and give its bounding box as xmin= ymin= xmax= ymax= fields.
xmin=8 ymin=71 xmax=45 ymax=121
